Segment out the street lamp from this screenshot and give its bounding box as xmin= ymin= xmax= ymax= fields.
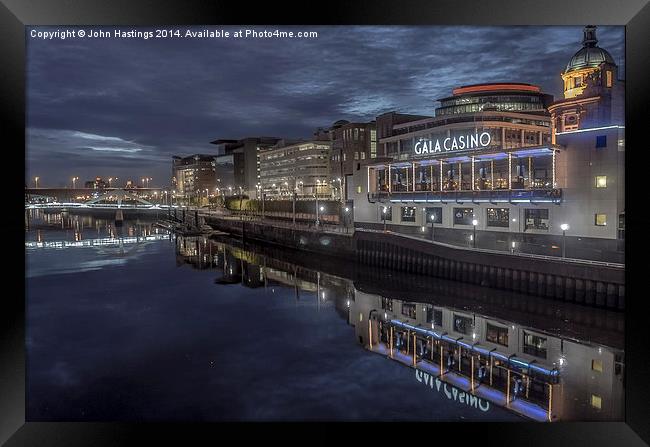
xmin=382 ymin=206 xmax=388 ymax=231
xmin=72 ymin=176 xmax=79 ymax=189
xmin=34 ymin=176 xmax=39 ymax=188
xmin=472 ymin=219 xmax=478 ymax=248
xmin=430 ymin=213 xmax=436 ymax=242
xmin=560 ymin=223 xmax=569 ymax=258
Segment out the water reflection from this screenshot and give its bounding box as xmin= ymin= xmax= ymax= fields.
xmin=25 ymin=208 xmax=166 ymax=244
xmin=177 ymin=235 xmax=624 ymax=422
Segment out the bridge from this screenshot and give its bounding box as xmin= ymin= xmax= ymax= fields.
xmin=26 ymin=188 xmax=180 ymax=211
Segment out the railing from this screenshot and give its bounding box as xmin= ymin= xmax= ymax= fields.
xmin=368 ymin=188 xmax=562 ymax=204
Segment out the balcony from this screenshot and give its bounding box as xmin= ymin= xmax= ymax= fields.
xmin=368 ymin=188 xmax=562 ymax=204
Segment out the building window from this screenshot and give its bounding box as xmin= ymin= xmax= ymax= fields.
xmin=380 ymin=206 xmax=392 ymax=221
xmin=523 ymin=332 xmax=547 ymax=358
xmin=595 ymin=214 xmax=607 ymax=226
xmin=591 ymin=394 xmax=602 ymax=410
xmin=453 ymin=207 xmax=474 ymax=225
xmin=486 ymin=323 xmax=509 ymax=347
xmin=525 ymin=209 xmax=549 ymax=230
xmin=427 ymin=308 xmax=443 ymax=326
xmin=596 ymin=135 xmax=607 ymax=148
xmin=453 ymin=314 xmax=473 ymax=335
xmin=486 ymin=208 xmax=510 ymax=228
xmin=595 ymin=175 xmax=607 ymax=188
xmin=401 ymin=302 xmax=417 ymax=319
xmin=357 ymin=185 xmax=362 ymax=194
xmin=592 ymin=359 xmax=603 ymax=372
xmin=618 ymin=212 xmax=625 ymax=240
xmin=401 ymin=206 xmax=417 ymax=222
xmin=425 ymin=305 xmax=433 ymax=323
xmin=381 ymin=297 xmax=393 ymax=312
xmin=606 ymin=71 xmax=613 ymax=87
xmin=434 ymin=309 xmax=443 ymax=327
xmin=425 ymin=207 xmax=442 ymax=224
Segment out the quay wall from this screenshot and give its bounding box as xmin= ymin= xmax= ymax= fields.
xmin=196 ymin=213 xmax=625 ymax=310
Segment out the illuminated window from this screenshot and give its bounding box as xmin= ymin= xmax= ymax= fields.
xmin=453 ymin=314 xmax=473 ymax=335
xmin=595 ymin=214 xmax=607 ymax=226
xmin=606 ymin=71 xmax=613 ymax=87
xmin=381 ymin=297 xmax=393 ymax=311
xmin=523 ymin=332 xmax=547 ymax=358
xmin=486 ymin=323 xmax=509 ymax=346
xmin=356 ymin=186 xmax=362 ymax=194
xmin=486 ymin=208 xmax=509 ymax=228
xmin=592 ymin=359 xmax=603 ymax=372
xmin=591 ymin=394 xmax=602 ymax=410
xmin=400 ymin=206 xmax=417 ymax=222
xmin=401 ymin=302 xmax=417 ymax=319
xmin=595 ymin=176 xmax=607 ymax=188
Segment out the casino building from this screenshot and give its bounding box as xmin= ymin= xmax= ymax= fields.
xmin=350 ymin=26 xmax=624 ymax=263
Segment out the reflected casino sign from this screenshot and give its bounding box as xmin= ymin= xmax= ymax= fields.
xmin=415 ymin=369 xmax=491 ymax=412
xmin=414 ymin=131 xmax=491 ymax=155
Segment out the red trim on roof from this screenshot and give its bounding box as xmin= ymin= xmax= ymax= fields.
xmin=453 ymin=84 xmax=541 ymax=95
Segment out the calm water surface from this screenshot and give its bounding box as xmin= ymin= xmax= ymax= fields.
xmin=25 ymin=210 xmax=623 ymax=421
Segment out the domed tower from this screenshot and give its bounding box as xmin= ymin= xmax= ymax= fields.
xmin=548 ymin=25 xmax=624 ymax=135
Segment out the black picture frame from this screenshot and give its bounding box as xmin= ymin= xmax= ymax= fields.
xmin=3 ymin=0 xmax=649 ymax=444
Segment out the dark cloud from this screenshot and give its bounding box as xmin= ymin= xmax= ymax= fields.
xmin=26 ymin=25 xmax=624 ymax=187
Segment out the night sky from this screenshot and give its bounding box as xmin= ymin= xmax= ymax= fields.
xmin=26 ymin=25 xmax=624 ymax=188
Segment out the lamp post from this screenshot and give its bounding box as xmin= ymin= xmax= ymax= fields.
xmin=315 ymin=194 xmax=320 ymax=227
xmin=560 ymin=223 xmax=569 ymax=258
xmin=239 ymin=186 xmax=244 ymax=221
xmin=34 ymin=176 xmax=39 ymax=188
xmin=72 ymin=176 xmax=78 ymax=189
xmin=430 ymin=213 xmax=436 ymax=242
xmin=472 ymin=219 xmax=478 ymax=248
xmin=382 ymin=206 xmax=388 ymax=231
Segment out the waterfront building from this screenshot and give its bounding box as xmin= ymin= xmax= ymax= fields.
xmin=547 ymin=25 xmax=625 ymax=242
xmin=258 ymin=140 xmax=332 ymax=199
xmin=349 ymin=288 xmax=624 ymax=422
xmin=210 ymin=137 xmax=282 ymax=198
xmin=314 ymin=120 xmax=377 ymax=200
xmin=171 ymin=154 xmax=217 ymax=200
xmin=350 ymin=26 xmax=624 ymax=262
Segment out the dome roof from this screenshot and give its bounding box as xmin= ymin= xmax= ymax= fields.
xmin=565 ymin=26 xmax=615 ymax=74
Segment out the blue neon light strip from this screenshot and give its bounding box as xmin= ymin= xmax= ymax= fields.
xmin=387 ymin=319 xmax=557 ymax=376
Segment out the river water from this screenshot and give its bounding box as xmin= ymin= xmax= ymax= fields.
xmin=25 ymin=210 xmax=624 ymax=421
